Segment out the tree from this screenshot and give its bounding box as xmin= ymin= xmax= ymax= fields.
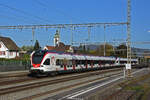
xmin=97 ymin=43 xmax=114 ymax=56
xmin=132 ymin=49 xmax=137 ymax=58
xmin=116 ymin=44 xmax=127 ymax=58
xmin=34 ymin=40 xmax=41 ymax=50
xmin=21 ymin=45 xmax=34 ymax=51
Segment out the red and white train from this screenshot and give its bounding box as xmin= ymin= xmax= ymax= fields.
xmin=29 ymin=50 xmax=138 ymax=75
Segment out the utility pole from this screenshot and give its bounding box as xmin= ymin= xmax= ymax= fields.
xmin=104 ymin=25 xmax=106 ymax=56
xmin=71 ymin=26 xmax=74 ymax=46
xmin=70 ymin=21 xmax=74 ymax=46
xmin=88 ymin=26 xmax=91 ymax=42
xmin=126 ymin=0 xmax=132 ymax=77
xmin=32 ymin=28 xmax=35 ymax=46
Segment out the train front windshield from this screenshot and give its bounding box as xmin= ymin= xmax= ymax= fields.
xmin=32 ymin=50 xmax=47 ymax=64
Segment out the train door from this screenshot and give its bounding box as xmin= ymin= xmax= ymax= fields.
xmin=43 ymin=58 xmax=51 ymax=71
xmin=99 ymin=61 xmax=101 ymax=68
xmin=85 ymin=60 xmax=88 ymax=69
xmin=91 ymin=60 xmax=93 ymax=68
xmin=50 ymin=56 xmax=56 ymax=71
xmin=63 ymin=58 xmax=67 ymax=71
xmin=72 ymin=60 xmax=76 ymax=70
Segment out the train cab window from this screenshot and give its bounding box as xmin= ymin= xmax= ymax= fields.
xmin=43 ymin=58 xmax=50 ymax=65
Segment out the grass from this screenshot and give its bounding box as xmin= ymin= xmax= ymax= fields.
xmin=118 ymin=73 xmax=150 ymax=100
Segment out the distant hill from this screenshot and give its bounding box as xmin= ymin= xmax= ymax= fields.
xmin=132 ymin=47 xmax=150 ymax=57
xmin=85 ymin=44 xmax=99 ymax=50
xmin=73 ymin=44 xmax=99 ymax=51
xmin=73 ymin=44 xmax=150 ymax=57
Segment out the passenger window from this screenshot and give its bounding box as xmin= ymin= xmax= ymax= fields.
xmin=61 ymin=65 xmax=63 ymax=68
xmin=43 ymin=59 xmax=50 ymax=65
xmin=56 ymin=59 xmax=60 ymax=65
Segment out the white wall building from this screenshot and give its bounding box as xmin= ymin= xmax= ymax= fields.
xmin=0 ymin=37 xmax=19 ymax=59
xmin=54 ymin=30 xmax=60 ymax=47
xmin=43 ymin=30 xmax=74 ymax=53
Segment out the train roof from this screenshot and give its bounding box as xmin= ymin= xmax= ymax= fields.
xmin=34 ymin=50 xmax=137 ymax=61
xmin=41 ymin=50 xmax=116 ymax=61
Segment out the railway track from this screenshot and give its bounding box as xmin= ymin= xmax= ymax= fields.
xmin=20 ymin=70 xmax=124 ymax=100
xmin=0 ymin=65 xmax=141 ymax=87
xmin=0 ymin=72 xmax=28 ymax=78
xmin=0 ymin=68 xmax=122 ymax=87
xmin=20 ymin=68 xmax=145 ymax=100
xmin=0 ymin=76 xmax=36 ymax=86
xmin=0 ymin=68 xmax=123 ymax=97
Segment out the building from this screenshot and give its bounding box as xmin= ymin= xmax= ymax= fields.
xmin=44 ymin=30 xmax=73 ymax=53
xmin=43 ymin=45 xmax=55 ymax=50
xmin=54 ymin=30 xmax=60 ymax=47
xmin=0 ymin=36 xmax=19 ymax=58
xmin=54 ymin=42 xmax=73 ymax=52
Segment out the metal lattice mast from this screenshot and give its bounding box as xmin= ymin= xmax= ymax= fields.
xmin=32 ymin=28 xmax=35 ymax=45
xmin=71 ymin=26 xmax=74 ymax=46
xmin=104 ymin=25 xmax=106 ymax=56
xmin=127 ymin=0 xmax=132 ymax=77
xmin=88 ymin=26 xmax=91 ymax=42
xmin=127 ymin=0 xmax=131 ymax=64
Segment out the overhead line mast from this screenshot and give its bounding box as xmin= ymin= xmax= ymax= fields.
xmin=127 ymin=0 xmax=132 ymax=77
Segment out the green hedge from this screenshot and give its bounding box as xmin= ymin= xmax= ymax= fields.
xmin=0 ymin=58 xmax=30 ymax=66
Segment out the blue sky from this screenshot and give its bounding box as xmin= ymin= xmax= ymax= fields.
xmin=0 ymin=0 xmax=149 ymax=49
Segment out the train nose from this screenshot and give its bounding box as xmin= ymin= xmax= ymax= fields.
xmin=32 ymin=64 xmax=41 ymax=68
xmin=30 ymin=69 xmax=44 ymax=74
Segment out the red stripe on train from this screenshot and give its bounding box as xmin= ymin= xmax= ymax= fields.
xmin=73 ymin=65 xmax=76 ymax=70
xmin=64 ymin=65 xmax=67 ymax=70
xmin=32 ymin=64 xmax=40 ymax=68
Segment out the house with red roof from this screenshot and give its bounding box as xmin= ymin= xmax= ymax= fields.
xmin=43 ymin=30 xmax=73 ymax=53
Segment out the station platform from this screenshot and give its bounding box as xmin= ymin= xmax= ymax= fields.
xmin=0 ymin=70 xmax=29 ymax=75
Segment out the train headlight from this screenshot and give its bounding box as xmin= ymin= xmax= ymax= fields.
xmin=40 ymin=65 xmax=44 ymax=67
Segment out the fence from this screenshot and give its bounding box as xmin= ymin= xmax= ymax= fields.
xmin=0 ymin=60 xmax=31 ymax=72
